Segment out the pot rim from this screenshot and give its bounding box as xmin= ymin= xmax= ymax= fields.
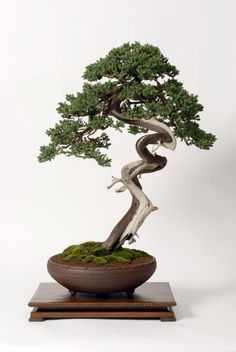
xmin=48 ymin=254 xmax=156 ymax=271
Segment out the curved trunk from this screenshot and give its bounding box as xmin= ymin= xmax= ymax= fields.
xmin=102 ymin=108 xmax=176 ymax=252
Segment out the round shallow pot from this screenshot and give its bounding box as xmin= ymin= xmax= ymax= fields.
xmin=47 ymin=255 xmax=156 ymax=294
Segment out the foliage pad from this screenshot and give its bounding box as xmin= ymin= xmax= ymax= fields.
xmin=39 ymin=42 xmax=216 ymax=166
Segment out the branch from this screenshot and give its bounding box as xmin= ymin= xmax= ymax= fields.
xmin=107 ymin=176 xmax=123 ymax=189
xmin=110 ymin=109 xmax=176 ymax=151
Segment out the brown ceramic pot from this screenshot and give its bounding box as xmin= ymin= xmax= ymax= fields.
xmin=47 ymin=255 xmax=156 ymax=294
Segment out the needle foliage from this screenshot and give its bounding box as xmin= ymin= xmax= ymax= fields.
xmin=38 ymin=42 xmax=216 ymax=166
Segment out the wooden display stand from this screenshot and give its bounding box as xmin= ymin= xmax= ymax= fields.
xmin=28 ymin=282 xmax=176 ymax=322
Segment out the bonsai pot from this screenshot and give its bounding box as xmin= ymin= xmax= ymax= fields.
xmin=47 ymin=254 xmax=156 ymax=295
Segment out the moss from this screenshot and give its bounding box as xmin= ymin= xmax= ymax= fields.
xmin=62 ymin=241 xmax=150 ymax=265
xmin=93 ymin=257 xmax=108 ymax=265
xmin=82 ymin=254 xmax=96 ymax=263
xmin=115 ymin=256 xmax=130 ymax=263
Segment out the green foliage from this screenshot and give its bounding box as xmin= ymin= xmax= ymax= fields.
xmin=83 ymin=42 xmax=178 ymax=81
xmin=38 ymin=143 xmax=58 ymax=162
xmin=174 ymin=121 xmax=215 ymax=149
xmin=56 ymin=82 xmax=118 ymax=118
xmin=62 ymin=241 xmax=149 ymax=265
xmin=119 ymin=82 xmax=158 ymax=101
xmin=128 ymin=125 xmax=148 ymax=135
xmin=39 ymin=42 xmax=215 ymax=166
xmin=38 ymin=116 xmax=112 ymax=166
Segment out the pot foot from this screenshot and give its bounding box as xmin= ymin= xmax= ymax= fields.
xmin=126 ymin=288 xmax=135 ymax=297
xmin=69 ymin=290 xmax=77 ymax=296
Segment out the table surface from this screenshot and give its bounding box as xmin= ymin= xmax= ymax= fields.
xmin=28 ymin=282 xmax=177 ymax=309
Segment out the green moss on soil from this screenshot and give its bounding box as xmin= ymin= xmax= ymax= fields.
xmin=62 ymin=241 xmax=150 ymax=265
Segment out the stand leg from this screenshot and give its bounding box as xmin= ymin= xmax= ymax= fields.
xmin=160 ymin=307 xmax=176 ymax=322
xmin=29 ymin=308 xmax=45 ymax=322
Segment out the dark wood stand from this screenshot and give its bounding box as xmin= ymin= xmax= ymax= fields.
xmin=28 ymin=282 xmax=176 ymax=322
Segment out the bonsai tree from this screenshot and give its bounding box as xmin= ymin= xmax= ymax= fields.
xmin=39 ymin=42 xmax=216 ymax=256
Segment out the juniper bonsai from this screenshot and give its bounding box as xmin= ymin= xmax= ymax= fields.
xmin=39 ymin=42 xmax=216 ymax=253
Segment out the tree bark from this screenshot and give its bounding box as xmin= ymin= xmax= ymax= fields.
xmin=102 ymin=104 xmax=176 ymax=252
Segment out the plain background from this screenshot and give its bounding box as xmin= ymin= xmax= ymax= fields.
xmin=0 ymin=0 xmax=235 ymax=351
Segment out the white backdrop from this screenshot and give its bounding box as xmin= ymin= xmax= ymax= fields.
xmin=0 ymin=0 xmax=236 ymax=351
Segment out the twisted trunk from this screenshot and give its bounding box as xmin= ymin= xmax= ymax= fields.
xmin=102 ymin=104 xmax=176 ymax=252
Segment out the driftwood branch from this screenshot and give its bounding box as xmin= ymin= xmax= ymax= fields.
xmin=102 ymin=104 xmax=176 ymax=251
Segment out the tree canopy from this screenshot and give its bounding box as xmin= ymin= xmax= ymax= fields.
xmin=38 ymin=42 xmax=216 ymax=166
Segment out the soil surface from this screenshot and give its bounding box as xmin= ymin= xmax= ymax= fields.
xmin=51 ymin=253 xmax=154 ymax=269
